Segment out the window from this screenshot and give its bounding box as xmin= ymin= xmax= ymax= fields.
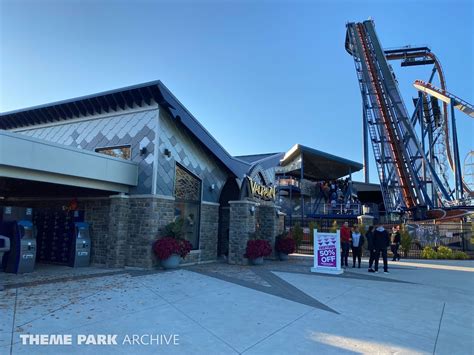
xmin=174 ymin=164 xmax=201 ymax=250
xmin=95 ymin=145 xmax=131 ymax=160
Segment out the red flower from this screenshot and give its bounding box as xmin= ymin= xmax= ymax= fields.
xmin=276 ymin=237 xmax=296 ymax=254
xmin=244 ymin=239 xmax=272 ymax=259
xmin=153 ymin=237 xmax=193 ymax=260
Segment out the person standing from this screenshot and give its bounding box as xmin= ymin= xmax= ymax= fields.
xmin=374 ymin=224 xmax=390 ymax=273
xmin=391 ymin=225 xmax=401 ymax=261
xmin=351 ymin=225 xmax=364 ymax=268
xmin=365 ymin=226 xmax=376 ymax=272
xmin=340 ymin=222 xmax=351 ymax=268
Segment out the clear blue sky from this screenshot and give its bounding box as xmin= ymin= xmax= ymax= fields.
xmin=1 ymin=0 xmax=473 ymax=183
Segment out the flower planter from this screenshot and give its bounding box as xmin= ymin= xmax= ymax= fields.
xmin=249 ymin=256 xmax=264 ymax=265
xmin=161 ymin=254 xmax=181 ymax=269
xmin=278 ymin=252 xmax=289 ymax=261
xmin=275 ymin=235 xmax=296 ymax=260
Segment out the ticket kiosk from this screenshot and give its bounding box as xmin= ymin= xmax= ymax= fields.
xmin=0 ymin=207 xmax=36 ymax=274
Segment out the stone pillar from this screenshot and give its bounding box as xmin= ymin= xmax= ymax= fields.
xmin=258 ymin=204 xmax=280 ymax=260
xmin=200 ymin=202 xmax=220 ymax=262
xmin=128 ymin=196 xmax=172 ymax=269
xmin=84 ymin=198 xmax=110 ymax=265
xmin=277 ymin=211 xmax=286 ymax=234
xmin=218 ymin=207 xmax=230 ymax=257
xmin=228 ymin=200 xmax=257 ymax=265
xmin=106 ymin=194 xmax=130 ymax=268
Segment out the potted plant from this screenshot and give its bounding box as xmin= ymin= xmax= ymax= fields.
xmin=275 ymin=233 xmax=296 ymax=261
xmin=152 ymin=219 xmax=193 ymax=269
xmin=245 ymin=237 xmax=272 ymax=265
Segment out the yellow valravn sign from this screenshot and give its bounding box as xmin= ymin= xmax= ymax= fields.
xmin=248 ymin=177 xmax=276 ymax=200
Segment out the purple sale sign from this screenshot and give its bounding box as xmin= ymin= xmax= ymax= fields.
xmin=311 ymin=230 xmax=343 ymax=275
xmin=317 ymin=246 xmax=337 ymax=267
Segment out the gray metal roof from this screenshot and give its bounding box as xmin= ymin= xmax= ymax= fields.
xmin=279 ymin=144 xmax=363 ymax=180
xmin=235 ymin=153 xmax=282 ymax=163
xmin=0 ymin=80 xmax=250 ymax=177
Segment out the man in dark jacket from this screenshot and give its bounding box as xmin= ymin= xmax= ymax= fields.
xmin=365 ymin=226 xmax=376 ymax=272
xmin=374 ymin=225 xmax=390 ymax=273
xmin=391 ymin=226 xmax=401 ymax=261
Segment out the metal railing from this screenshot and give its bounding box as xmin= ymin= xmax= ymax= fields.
xmin=277 ymin=178 xmax=300 ymax=189
xmin=286 ymin=220 xmax=473 ymax=257
xmin=313 ymin=203 xmax=361 ymax=216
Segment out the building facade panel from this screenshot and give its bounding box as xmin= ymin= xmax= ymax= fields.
xmin=16 ymin=108 xmax=158 ymax=194
xmin=156 ymin=109 xmax=229 ymax=202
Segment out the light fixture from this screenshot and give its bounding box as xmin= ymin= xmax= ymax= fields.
xmin=249 ymin=206 xmax=255 ymax=215
xmin=209 ymin=184 xmax=216 ymax=191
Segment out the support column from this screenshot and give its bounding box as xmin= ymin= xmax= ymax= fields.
xmin=106 ymin=194 xmax=130 ymax=268
xmin=277 ymin=211 xmax=286 ymax=234
xmin=228 ymin=201 xmax=257 ymax=265
xmin=363 ymin=104 xmax=370 ymax=183
xmin=200 ymin=202 xmax=220 ymax=262
xmin=258 ymin=204 xmax=280 ymax=260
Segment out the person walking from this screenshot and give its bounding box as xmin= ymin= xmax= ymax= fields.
xmin=391 ymin=225 xmax=401 ymax=261
xmin=340 ymin=222 xmax=351 ymax=268
xmin=373 ymin=224 xmax=390 ymax=274
xmin=365 ymin=226 xmax=376 ymax=272
xmin=351 ymin=225 xmax=364 ymax=268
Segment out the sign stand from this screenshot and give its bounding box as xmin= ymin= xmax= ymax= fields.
xmin=310 ymin=229 xmax=343 ymax=275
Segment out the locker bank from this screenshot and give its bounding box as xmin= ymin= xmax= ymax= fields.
xmin=0 ymin=206 xmax=91 ymax=273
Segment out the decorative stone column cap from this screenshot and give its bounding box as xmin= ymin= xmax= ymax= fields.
xmin=202 ymin=201 xmax=220 ymax=206
xmin=228 ymin=200 xmax=258 ymax=206
xmin=109 ymin=193 xmax=129 ymax=199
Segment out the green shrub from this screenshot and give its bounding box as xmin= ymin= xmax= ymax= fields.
xmin=400 ymin=225 xmax=412 ymax=257
xmin=453 ymin=251 xmax=469 ymax=260
xmin=329 ymin=220 xmax=338 ymax=233
xmin=436 ymin=246 xmax=453 ymax=259
xmin=308 ymin=221 xmax=318 ymax=246
xmin=163 ymin=218 xmax=184 ymax=238
xmin=422 ymin=246 xmax=468 ymax=259
xmin=421 ymin=246 xmax=437 ymax=259
xmin=291 ymin=223 xmax=304 ymax=248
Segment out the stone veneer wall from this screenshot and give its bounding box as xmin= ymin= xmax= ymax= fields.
xmin=228 ymin=200 xmax=257 ymax=265
xmin=199 ymin=202 xmax=219 ymax=262
xmin=83 ymin=199 xmax=111 ymax=265
xmin=257 ymin=205 xmax=279 ymax=260
xmin=218 ymin=207 xmax=230 ymax=256
xmin=126 ymin=195 xmax=175 ymax=268
xmin=107 ymin=195 xmax=129 ymax=267
xmin=277 ymin=212 xmax=286 ymax=235
xmin=3 ymin=193 xmax=220 ymax=269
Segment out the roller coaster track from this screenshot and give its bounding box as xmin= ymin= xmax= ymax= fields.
xmin=346 ymin=20 xmax=455 ymax=218
xmin=355 ymin=24 xmax=418 ymax=209
xmin=413 ymin=80 xmax=474 ymax=196
xmin=414 ymin=80 xmax=474 ymax=118
xmin=384 ymin=50 xmax=458 ymax=180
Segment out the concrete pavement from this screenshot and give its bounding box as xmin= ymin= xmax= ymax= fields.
xmin=1 ymin=257 xmax=473 ymax=354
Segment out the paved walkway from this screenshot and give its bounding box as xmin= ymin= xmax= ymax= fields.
xmin=1 ymin=257 xmax=473 ymax=354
